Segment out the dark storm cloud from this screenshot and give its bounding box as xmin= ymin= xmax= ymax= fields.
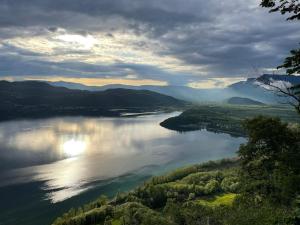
xmin=0 ymin=0 xmax=298 ymax=84
xmin=0 ymin=0 xmax=209 ymax=35
xmin=155 ymin=5 xmax=300 ymax=77
xmin=0 ymin=54 xmax=124 ymax=77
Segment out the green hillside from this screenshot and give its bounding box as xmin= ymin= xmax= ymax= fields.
xmin=160 ymin=104 xmax=300 ymax=136
xmin=52 ymin=159 xmax=240 ymax=225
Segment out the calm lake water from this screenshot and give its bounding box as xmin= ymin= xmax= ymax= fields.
xmin=0 ymin=113 xmax=245 ymax=225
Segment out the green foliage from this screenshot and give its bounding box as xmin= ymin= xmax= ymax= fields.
xmin=204 ymin=179 xmax=220 ymax=194
xmin=218 ymin=198 xmax=294 ymax=225
xmin=51 ymin=159 xmax=239 ymax=225
xmin=150 ymin=165 xmax=200 ymax=185
xmin=278 ymin=48 xmax=300 ymax=75
xmin=197 ymin=193 xmax=237 ymax=207
xmin=111 ymin=219 xmax=121 ymax=225
xmin=52 ymin=196 xmax=110 ymax=225
xmin=53 ymin=205 xmax=114 ymax=225
xmin=117 ymin=202 xmax=175 ymax=225
xmin=181 ymin=171 xmax=223 ymax=186
xmin=261 ymin=0 xmax=300 ymax=21
xmin=220 ymin=175 xmax=239 ymax=192
xmin=238 ymin=116 xmax=300 ymax=204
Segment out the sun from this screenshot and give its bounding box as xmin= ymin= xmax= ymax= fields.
xmin=63 ymin=139 xmax=86 ymax=157
xmin=55 ymin=34 xmax=96 ymax=49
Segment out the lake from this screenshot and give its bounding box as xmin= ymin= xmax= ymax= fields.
xmin=0 ymin=113 xmax=245 ymax=225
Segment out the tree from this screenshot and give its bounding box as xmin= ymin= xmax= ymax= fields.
xmin=261 ymin=0 xmax=300 ymax=21
xmin=261 ymin=0 xmax=300 ymax=73
xmin=259 ymin=0 xmax=300 ymax=113
xmin=238 ymin=116 xmax=300 ymax=204
xmin=260 ymin=0 xmax=300 ymax=74
xmin=257 ymin=75 xmax=300 ymax=113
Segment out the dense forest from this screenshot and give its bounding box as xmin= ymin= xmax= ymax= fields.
xmin=52 ymin=116 xmax=300 ymax=225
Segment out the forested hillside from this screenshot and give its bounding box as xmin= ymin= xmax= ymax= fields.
xmin=0 ymin=81 xmax=186 ymax=121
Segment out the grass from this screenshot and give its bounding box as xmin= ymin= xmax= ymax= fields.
xmin=197 ymin=193 xmax=237 ymax=207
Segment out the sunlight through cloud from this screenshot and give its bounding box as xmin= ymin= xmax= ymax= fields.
xmin=55 ymin=34 xmax=96 ymax=50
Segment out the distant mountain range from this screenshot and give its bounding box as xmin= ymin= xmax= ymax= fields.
xmin=257 ymin=74 xmax=300 ymax=84
xmin=47 ymin=74 xmax=300 ymax=104
xmin=0 ymin=81 xmax=186 ymax=121
xmin=49 ymin=81 xmax=232 ymax=103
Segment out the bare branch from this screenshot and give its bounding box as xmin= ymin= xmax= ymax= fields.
xmin=256 ymin=77 xmax=300 ymax=113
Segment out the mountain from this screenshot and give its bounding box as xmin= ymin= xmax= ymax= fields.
xmin=49 ymin=81 xmax=238 ymax=103
xmin=227 ymin=97 xmax=265 ymax=105
xmin=47 ymin=74 xmax=300 ymax=104
xmin=49 ymin=81 xmax=143 ymax=91
xmin=0 ymin=81 xmax=186 ymax=121
xmin=227 ymin=74 xmax=300 ymax=104
xmin=257 ymin=74 xmax=300 ymax=84
xmin=49 ymin=81 xmax=101 ymax=91
xmin=227 ymin=78 xmax=276 ymax=103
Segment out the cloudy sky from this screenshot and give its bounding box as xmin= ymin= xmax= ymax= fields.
xmin=0 ymin=0 xmax=298 ymax=88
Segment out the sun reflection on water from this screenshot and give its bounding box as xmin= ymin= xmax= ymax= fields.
xmin=62 ymin=139 xmax=86 ymax=157
xmin=0 ymin=112 xmax=246 ymax=203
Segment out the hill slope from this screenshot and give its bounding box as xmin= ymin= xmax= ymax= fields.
xmin=0 ymin=81 xmax=186 ymax=121
xmin=227 ymin=74 xmax=300 ymax=104
xmin=52 ymin=157 xmax=295 ymax=225
xmin=227 ymin=97 xmax=265 ymax=105
xmin=52 ymin=159 xmax=240 ymax=225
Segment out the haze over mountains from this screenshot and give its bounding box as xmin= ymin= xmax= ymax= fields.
xmin=1 ymin=74 xmax=299 ymax=122
xmin=48 ymin=74 xmax=300 ymax=104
